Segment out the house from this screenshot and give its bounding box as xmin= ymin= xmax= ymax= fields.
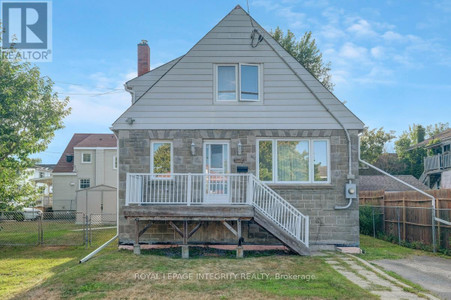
xmin=52 ymin=134 xmax=118 ymax=215
xmin=359 ymin=175 xmax=428 ymax=192
xmin=29 ymin=164 xmax=55 ymax=210
xmin=412 ymin=128 xmax=451 ymax=189
xmin=111 ymin=5 xmax=364 ymax=256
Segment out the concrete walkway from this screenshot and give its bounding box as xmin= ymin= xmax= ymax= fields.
xmin=373 ymin=256 xmax=451 ymax=300
xmin=325 ymin=254 xmax=439 ymax=300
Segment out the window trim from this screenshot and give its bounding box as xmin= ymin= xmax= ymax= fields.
xmin=215 ymin=64 xmax=238 ymax=102
xmin=150 ymin=140 xmax=173 ymax=178
xmin=239 ymin=63 xmax=261 ymax=102
xmin=79 ymin=178 xmax=91 ymax=189
xmin=256 ymin=138 xmax=331 ymax=184
xmin=81 ymin=152 xmax=92 ymax=163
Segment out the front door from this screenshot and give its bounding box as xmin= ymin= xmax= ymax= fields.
xmin=204 ymin=142 xmax=230 ymax=203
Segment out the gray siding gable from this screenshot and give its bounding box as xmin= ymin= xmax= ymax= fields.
xmin=113 ymin=6 xmax=364 ymax=130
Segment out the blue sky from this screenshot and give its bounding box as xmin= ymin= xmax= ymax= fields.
xmin=19 ymin=0 xmax=451 ymax=163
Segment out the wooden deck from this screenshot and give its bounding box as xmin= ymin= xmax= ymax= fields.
xmin=123 ymin=205 xmax=254 ymax=221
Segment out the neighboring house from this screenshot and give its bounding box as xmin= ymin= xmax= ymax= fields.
xmin=28 ymin=164 xmax=55 ymax=210
xmin=411 ymin=128 xmax=451 ymax=189
xmin=359 ymin=175 xmax=428 ymax=192
xmin=111 ymin=6 xmax=364 ymax=255
xmin=52 ymin=134 xmax=118 ymax=214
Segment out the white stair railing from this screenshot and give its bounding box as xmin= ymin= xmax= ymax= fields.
xmin=248 ymin=174 xmax=309 ymax=247
xmin=126 ymin=173 xmax=309 ymax=247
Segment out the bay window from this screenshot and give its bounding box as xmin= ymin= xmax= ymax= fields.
xmin=257 ymin=139 xmax=330 ymax=183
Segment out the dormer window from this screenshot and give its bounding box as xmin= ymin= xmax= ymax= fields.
xmin=216 ymin=64 xmax=261 ymax=102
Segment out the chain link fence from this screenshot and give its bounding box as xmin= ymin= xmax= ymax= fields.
xmin=0 ymin=211 xmax=116 ymax=247
xmin=360 ymin=205 xmax=451 ymax=254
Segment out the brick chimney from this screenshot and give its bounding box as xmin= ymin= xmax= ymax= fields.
xmin=137 ymin=40 xmax=150 ymax=76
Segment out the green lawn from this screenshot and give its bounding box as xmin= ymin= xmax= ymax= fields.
xmin=2 ymin=244 xmax=377 ymax=299
xmin=3 ymin=234 xmax=445 ymax=299
xmin=0 ymin=220 xmax=116 ymax=246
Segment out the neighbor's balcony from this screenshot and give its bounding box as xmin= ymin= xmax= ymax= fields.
xmin=424 ymin=153 xmax=451 ymax=172
xmin=126 ymin=173 xmax=251 ymax=205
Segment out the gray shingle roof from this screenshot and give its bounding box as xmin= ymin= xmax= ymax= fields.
xmin=359 ymin=175 xmax=428 ymax=192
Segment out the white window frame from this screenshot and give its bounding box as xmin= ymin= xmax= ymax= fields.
xmin=150 ymin=141 xmax=173 ymax=178
xmin=239 ymin=63 xmax=261 ymax=102
xmin=113 ymin=156 xmax=117 ymax=169
xmin=214 ymin=63 xmax=263 ymax=103
xmin=215 ymin=64 xmax=238 ymax=102
xmin=81 ymin=152 xmax=92 ymax=163
xmin=79 ymin=178 xmax=90 ymax=189
xmin=256 ymin=138 xmax=331 ymax=184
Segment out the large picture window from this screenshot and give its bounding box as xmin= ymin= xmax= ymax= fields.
xmin=257 ymin=139 xmax=330 ymax=184
xmin=151 ymin=141 xmax=173 ymax=175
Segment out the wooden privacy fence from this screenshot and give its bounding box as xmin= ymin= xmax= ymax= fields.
xmin=359 ymin=189 xmax=451 ymax=249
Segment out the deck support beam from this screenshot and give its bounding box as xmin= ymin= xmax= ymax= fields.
xmin=222 ymin=219 xmax=244 ymax=258
xmin=134 ymin=218 xmax=153 ymax=255
xmin=169 ymin=221 xmax=201 ymax=259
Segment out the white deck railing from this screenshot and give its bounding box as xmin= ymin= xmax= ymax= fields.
xmin=126 ymin=173 xmax=309 ymax=247
xmin=424 ymin=153 xmax=451 ymax=172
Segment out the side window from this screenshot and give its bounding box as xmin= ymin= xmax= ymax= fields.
xmin=79 ymin=179 xmax=90 ymax=189
xmin=217 ymin=65 xmax=237 ymax=101
xmin=151 ymin=142 xmax=173 ymax=174
xmin=82 ymin=153 xmax=92 ymax=163
xmin=240 ymin=64 xmax=259 ymax=101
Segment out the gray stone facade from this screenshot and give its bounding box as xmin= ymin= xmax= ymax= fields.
xmin=116 ymin=129 xmax=360 ymax=249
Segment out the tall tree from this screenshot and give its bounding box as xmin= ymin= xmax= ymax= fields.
xmin=0 ymin=54 xmax=71 ymax=209
xmin=426 ymin=122 xmax=449 ymax=137
xmin=271 ymin=27 xmax=334 ymax=91
xmin=360 ymin=127 xmax=396 ymax=164
xmin=394 ymin=123 xmax=447 ymax=179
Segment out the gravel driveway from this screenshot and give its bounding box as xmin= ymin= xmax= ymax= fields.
xmin=373 ymin=255 xmax=451 ymax=300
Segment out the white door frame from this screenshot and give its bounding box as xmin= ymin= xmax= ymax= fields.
xmin=203 ymin=141 xmax=230 ymax=204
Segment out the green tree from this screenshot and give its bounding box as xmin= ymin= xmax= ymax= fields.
xmin=395 ymin=124 xmax=428 ymax=179
xmin=360 ymin=127 xmax=396 ymax=164
xmin=426 ymin=122 xmax=449 ymax=137
xmin=271 ymin=27 xmax=334 ymax=91
xmin=153 ymin=143 xmax=171 ymax=174
xmin=0 ymin=54 xmax=70 ymax=209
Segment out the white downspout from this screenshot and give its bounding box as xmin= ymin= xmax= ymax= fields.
xmin=356 ymin=133 xmax=437 ymax=252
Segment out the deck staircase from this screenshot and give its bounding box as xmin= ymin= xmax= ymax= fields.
xmin=126 ymin=173 xmax=310 ymax=255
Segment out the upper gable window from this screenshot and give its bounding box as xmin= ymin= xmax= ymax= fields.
xmin=240 ymin=64 xmax=259 ymax=101
xmin=217 ymin=65 xmax=237 ymax=101
xmin=216 ymin=64 xmax=261 ymax=102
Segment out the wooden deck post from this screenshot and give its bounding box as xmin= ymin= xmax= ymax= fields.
xmin=134 ymin=218 xmax=141 ymax=255
xmin=236 ymin=219 xmax=243 ymax=258
xmin=182 ymin=221 xmax=189 ymax=259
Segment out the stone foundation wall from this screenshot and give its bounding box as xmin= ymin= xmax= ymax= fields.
xmin=116 ymin=129 xmax=360 ymax=247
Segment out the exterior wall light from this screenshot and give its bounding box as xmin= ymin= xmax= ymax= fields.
xmin=191 ymin=142 xmax=196 ymax=156
xmin=238 ymin=141 xmax=242 ymax=155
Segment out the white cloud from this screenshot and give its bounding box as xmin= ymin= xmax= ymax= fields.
xmin=370 ymin=46 xmax=385 ymax=59
xmin=56 ymin=71 xmax=133 ymax=127
xmin=339 ymin=42 xmax=369 ymax=62
xmin=381 ymin=30 xmax=404 ymax=42
xmin=347 ymin=19 xmax=377 ymax=37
